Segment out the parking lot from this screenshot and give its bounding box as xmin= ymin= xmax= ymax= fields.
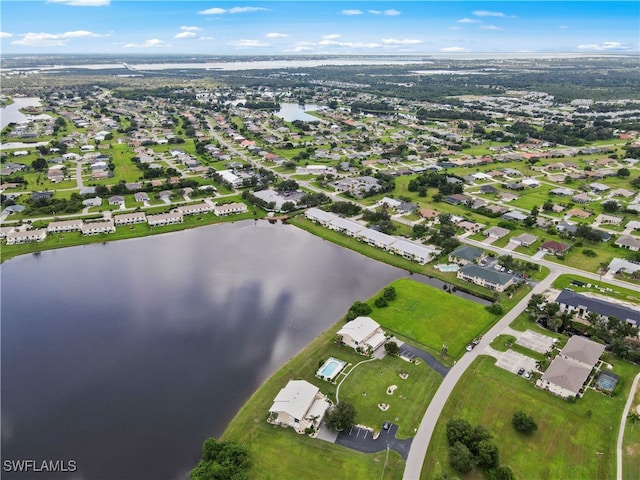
xmin=334 ymin=422 xmax=413 ymax=460
xmin=484 ymin=346 xmax=538 ymax=377
xmin=516 ymin=330 xmax=557 ymax=354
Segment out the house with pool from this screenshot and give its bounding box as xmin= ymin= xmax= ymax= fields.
xmin=268 ymin=380 xmax=332 ymax=434
xmin=337 ymin=316 xmax=387 ymax=354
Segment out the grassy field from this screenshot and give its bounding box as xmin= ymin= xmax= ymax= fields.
xmin=623 ymin=378 xmax=640 ymax=480
xmin=421 ymin=355 xmax=639 ymax=480
xmin=368 ymin=279 xmax=498 ymax=359
xmin=221 ymin=315 xmax=443 ymax=480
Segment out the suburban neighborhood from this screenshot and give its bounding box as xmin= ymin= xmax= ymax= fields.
xmin=1 ymin=54 xmax=640 ymax=480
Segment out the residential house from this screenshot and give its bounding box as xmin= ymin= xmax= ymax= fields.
xmin=456 ymin=264 xmax=517 ymax=292
xmin=485 ymin=226 xmax=510 ymax=239
xmin=108 ymin=195 xmax=125 ymax=207
xmin=572 ymin=193 xmax=591 ymax=204
xmin=595 ymin=214 xmax=623 ymax=226
xmin=537 ymin=336 xmax=606 ymax=398
xmin=390 ymin=239 xmax=437 ymax=265
xmin=268 ymin=380 xmax=331 ymax=434
xmin=5 ymin=229 xmax=47 ymax=245
xmin=147 ymin=212 xmax=183 ymax=227
xmin=615 ymin=235 xmax=640 ymax=252
xmin=444 ymin=194 xmax=470 ymax=205
xmin=337 ymin=316 xmax=387 ymax=353
xmin=81 ymin=220 xmax=115 ymax=236
xmin=134 ymin=192 xmax=150 ymax=203
xmin=556 ymin=289 xmax=640 ymax=327
xmin=176 ymin=203 xmax=212 ymax=216
xmin=501 ymin=210 xmax=528 ymax=222
xmin=419 ymin=208 xmax=439 ymax=220
xmin=328 ymin=217 xmax=363 ymax=237
xmin=82 ymin=197 xmax=102 ymax=208
xmin=114 ymin=212 xmax=147 ymax=226
xmin=305 ymin=207 xmax=336 ymax=226
xmin=540 ymin=240 xmax=571 ymax=256
xmin=566 ymin=208 xmax=591 ymax=219
xmin=480 ymin=185 xmax=498 ymax=194
xmin=357 ymin=229 xmax=396 ymax=250
xmin=213 ymin=202 xmax=248 ymax=216
xmin=550 ymin=187 xmax=574 ymax=197
xmin=499 ymin=192 xmax=519 ymax=202
xmin=510 ymin=233 xmax=538 ymax=247
xmin=458 ymin=221 xmax=485 ymax=233
xmin=448 ymin=245 xmax=485 ymax=266
xmin=47 ymin=219 xmax=83 ymax=233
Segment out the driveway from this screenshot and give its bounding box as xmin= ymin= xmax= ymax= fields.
xmin=335 ymin=422 xmax=413 ymax=460
xmin=398 ymin=343 xmax=450 ymax=378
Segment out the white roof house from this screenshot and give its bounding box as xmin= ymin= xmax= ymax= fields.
xmin=328 ymin=217 xmax=363 ymax=237
xmin=305 ymin=207 xmax=336 ymax=226
xmin=47 ymin=219 xmax=83 ymax=233
xmin=268 ymin=380 xmax=331 ymax=434
xmin=213 ymin=202 xmax=248 ymax=216
xmin=390 ymin=239 xmax=437 ymax=264
xmin=337 ymin=316 xmax=386 ymax=353
xmin=357 ymin=229 xmax=396 ymax=250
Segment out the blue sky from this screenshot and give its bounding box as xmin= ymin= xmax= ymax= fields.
xmin=1 ymin=1 xmax=638 ymax=55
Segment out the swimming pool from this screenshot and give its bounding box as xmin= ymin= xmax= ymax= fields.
xmin=317 ymin=357 xmax=346 ymax=381
xmin=595 ymin=371 xmax=619 ymax=392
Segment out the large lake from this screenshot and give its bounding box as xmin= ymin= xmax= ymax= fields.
xmin=0 ymin=97 xmax=50 ymax=130
xmin=1 ymin=221 xmax=408 ymax=479
xmin=274 ymin=103 xmax=323 ymax=122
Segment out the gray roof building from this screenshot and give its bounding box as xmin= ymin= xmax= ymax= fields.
xmin=556 ymin=289 xmax=640 ymax=326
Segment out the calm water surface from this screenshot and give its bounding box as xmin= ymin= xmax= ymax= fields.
xmin=1 ymin=221 xmax=407 ymax=479
xmin=274 ymin=103 xmax=323 ymax=122
xmin=0 ymin=97 xmax=50 ymax=130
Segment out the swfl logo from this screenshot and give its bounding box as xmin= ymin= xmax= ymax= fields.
xmin=3 ymin=459 xmax=77 ymax=472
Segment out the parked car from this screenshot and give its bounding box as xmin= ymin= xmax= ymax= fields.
xmin=517 ymin=367 xmax=525 ymax=376
xmin=383 ymin=420 xmax=391 ymax=431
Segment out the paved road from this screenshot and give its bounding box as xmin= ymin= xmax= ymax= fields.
xmin=402 ymin=269 xmax=560 ymax=479
xmin=617 ymin=371 xmax=640 ymax=480
xmin=398 ymin=343 xmax=450 ymax=378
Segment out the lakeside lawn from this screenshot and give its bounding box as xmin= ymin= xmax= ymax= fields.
xmin=422 ymin=355 xmax=639 ymax=480
xmin=221 ymin=317 xmax=443 ymax=480
xmin=368 ymin=278 xmax=498 ymax=359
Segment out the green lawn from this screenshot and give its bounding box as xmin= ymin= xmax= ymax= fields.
xmin=623 ymin=380 xmax=640 ymax=480
xmin=422 ymin=355 xmax=639 ymax=480
xmin=339 ymin=354 xmax=442 ymax=438
xmin=368 ymin=278 xmax=498 ymax=359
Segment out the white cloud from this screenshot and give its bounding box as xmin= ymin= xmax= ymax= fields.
xmin=480 ymin=25 xmax=502 ymax=31
xmin=341 ymin=9 xmax=363 ymax=15
xmin=368 ymin=9 xmax=400 ymax=16
xmin=318 ymin=39 xmax=380 ymax=49
xmin=124 ymin=38 xmax=170 ymax=49
xmin=1 ymin=32 xmax=14 ymax=38
xmin=175 ymin=31 xmax=197 ymax=39
xmin=12 ymin=30 xmax=104 ymax=47
xmin=47 ymin=0 xmax=110 ymax=6
xmin=199 ymin=6 xmax=268 ymax=15
xmin=383 ymin=9 xmax=401 ymax=16
xmin=322 ymin=34 xmax=341 ymax=40
xmin=441 ymin=46 xmax=466 ymax=52
xmin=266 ymin=32 xmax=288 ymax=38
xmin=382 ymin=38 xmax=422 ymax=45
xmin=457 ymin=18 xmax=482 ymax=24
xmin=368 ymin=10 xmax=381 ymax=15
xmin=228 ymin=7 xmax=268 ymax=14
xmin=227 ymin=39 xmax=269 ymax=48
xmin=577 ymin=41 xmax=632 ymax=51
xmin=473 ymin=10 xmax=515 ymax=18
xmin=180 ymin=26 xmax=202 ymax=32
xmin=199 ymin=7 xmax=226 ymax=15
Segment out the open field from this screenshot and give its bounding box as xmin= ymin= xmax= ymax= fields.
xmin=368 ymin=278 xmax=498 ymax=359
xmin=421 ymin=355 xmax=639 ymax=480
